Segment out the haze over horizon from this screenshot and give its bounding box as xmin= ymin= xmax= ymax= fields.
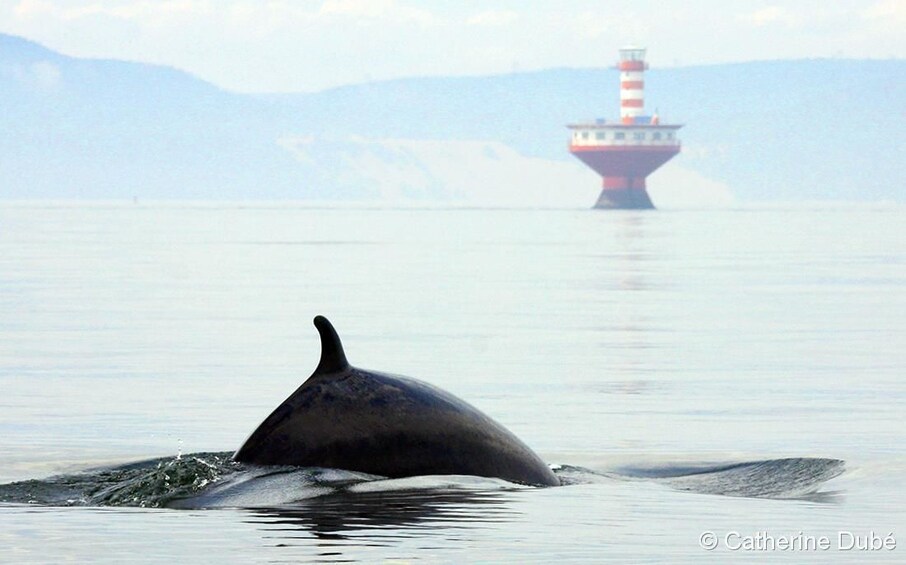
xmin=1 ymin=0 xmax=904 ymax=93
xmin=1 ymin=3 xmax=903 ymax=205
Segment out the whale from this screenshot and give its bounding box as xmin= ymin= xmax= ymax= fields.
xmin=234 ymin=316 xmax=560 ymax=487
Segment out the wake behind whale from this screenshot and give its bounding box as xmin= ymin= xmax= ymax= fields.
xmin=0 ymin=452 xmax=844 ymax=509
xmin=0 ymin=316 xmax=845 ymax=509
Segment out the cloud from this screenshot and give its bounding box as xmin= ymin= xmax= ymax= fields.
xmin=318 ymin=0 xmax=437 ymax=25
xmin=740 ymin=6 xmax=800 ymax=27
xmin=12 ymin=0 xmax=55 ymax=17
xmin=566 ymin=10 xmax=647 ymax=40
xmin=466 ymin=10 xmax=518 ymax=27
xmin=14 ymin=0 xmax=210 ymax=21
xmin=2 ymin=1 xmax=903 ymax=92
xmin=862 ymin=0 xmax=906 ymax=24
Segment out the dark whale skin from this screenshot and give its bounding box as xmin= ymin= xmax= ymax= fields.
xmin=234 ymin=316 xmax=559 ymax=487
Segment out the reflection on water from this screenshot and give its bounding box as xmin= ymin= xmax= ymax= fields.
xmin=248 ymin=488 xmax=518 ymax=544
xmin=244 ymin=488 xmax=524 ymax=562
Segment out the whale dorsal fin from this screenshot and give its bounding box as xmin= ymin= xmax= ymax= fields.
xmin=314 ymin=315 xmax=350 ymax=373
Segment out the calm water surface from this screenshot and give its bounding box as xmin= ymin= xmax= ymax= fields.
xmin=0 ymin=202 xmax=903 ymax=562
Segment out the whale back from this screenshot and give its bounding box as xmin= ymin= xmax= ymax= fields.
xmin=234 ymin=316 xmax=559 ymax=487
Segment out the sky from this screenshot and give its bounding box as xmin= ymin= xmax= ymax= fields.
xmin=1 ymin=0 xmax=904 ymax=92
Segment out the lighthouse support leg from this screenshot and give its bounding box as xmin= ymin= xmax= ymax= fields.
xmin=594 ymin=176 xmax=655 ymax=210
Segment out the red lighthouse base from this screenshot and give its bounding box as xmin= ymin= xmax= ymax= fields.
xmin=569 ymin=142 xmax=679 ymax=211
xmin=594 ymin=176 xmax=654 ymax=210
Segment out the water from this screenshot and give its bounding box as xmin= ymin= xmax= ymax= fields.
xmin=0 ymin=202 xmax=903 ymax=562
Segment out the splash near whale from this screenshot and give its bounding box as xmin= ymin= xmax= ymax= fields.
xmin=233 ymin=315 xmax=560 ymax=487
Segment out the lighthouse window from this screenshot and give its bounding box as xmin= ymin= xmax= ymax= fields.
xmin=666 ymin=132 xmax=674 ymax=140
xmin=581 ymin=131 xmax=589 ymax=139
xmin=633 ymin=132 xmax=645 ymax=141
xmin=595 ymin=132 xmax=606 ymax=140
xmin=652 ymin=132 xmax=662 ymax=140
xmin=614 ymin=132 xmax=625 ymax=140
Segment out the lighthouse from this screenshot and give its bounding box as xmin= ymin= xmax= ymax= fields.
xmin=568 ymin=47 xmax=682 ymax=209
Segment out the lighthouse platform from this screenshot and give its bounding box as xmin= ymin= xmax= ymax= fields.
xmin=568 ymin=121 xmax=682 ymax=209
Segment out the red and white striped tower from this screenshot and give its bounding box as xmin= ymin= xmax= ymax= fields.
xmin=619 ymin=47 xmax=647 ymax=124
xmin=567 ymin=46 xmax=682 ymax=209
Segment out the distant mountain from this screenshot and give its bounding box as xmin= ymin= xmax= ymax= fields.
xmin=267 ymin=60 xmax=905 ymax=203
xmin=1 ymin=33 xmax=903 ymax=203
xmin=0 ymin=34 xmax=305 ymax=199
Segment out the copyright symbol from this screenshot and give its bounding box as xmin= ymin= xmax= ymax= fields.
xmin=699 ymin=531 xmax=718 ymax=550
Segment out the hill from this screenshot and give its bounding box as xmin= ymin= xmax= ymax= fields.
xmin=1 ymin=33 xmax=903 ymax=204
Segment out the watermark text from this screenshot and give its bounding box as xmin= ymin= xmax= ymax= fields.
xmin=699 ymin=530 xmax=897 ymax=552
